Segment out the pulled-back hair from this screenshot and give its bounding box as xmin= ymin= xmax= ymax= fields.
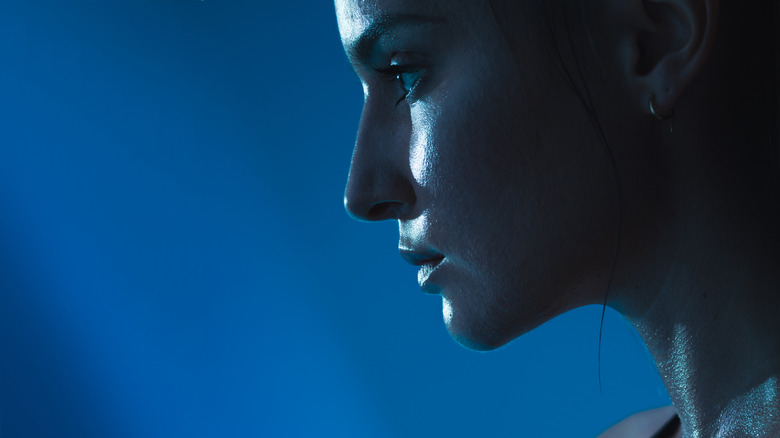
xmin=487 ymin=0 xmax=780 ymax=180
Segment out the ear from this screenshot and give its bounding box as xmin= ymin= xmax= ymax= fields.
xmin=609 ymin=0 xmax=719 ymax=117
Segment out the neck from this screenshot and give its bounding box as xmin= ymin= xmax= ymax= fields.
xmin=616 ymin=153 xmax=780 ymax=437
xmin=629 ymin=276 xmax=780 ymax=437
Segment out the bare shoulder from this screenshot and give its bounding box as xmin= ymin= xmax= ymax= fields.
xmin=597 ymin=405 xmax=681 ymax=438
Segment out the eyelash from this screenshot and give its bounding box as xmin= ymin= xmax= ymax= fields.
xmin=377 ymin=65 xmax=423 ymax=106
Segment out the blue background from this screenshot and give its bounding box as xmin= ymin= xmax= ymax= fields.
xmin=0 ymin=1 xmax=670 ymax=436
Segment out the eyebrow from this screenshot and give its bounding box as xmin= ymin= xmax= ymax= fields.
xmin=346 ymin=13 xmax=446 ymax=65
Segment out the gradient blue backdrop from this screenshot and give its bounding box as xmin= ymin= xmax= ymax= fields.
xmin=0 ymin=1 xmax=670 ymax=436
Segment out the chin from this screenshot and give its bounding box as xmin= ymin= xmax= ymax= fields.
xmin=442 ymin=294 xmax=528 ymax=351
xmin=443 ymin=299 xmax=516 ymax=351
xmin=450 ymin=333 xmax=505 ymax=351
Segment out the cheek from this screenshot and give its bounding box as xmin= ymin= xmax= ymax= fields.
xmin=409 ymin=61 xmax=620 ymax=346
xmin=408 ymin=71 xmax=536 ymax=200
xmin=408 ymin=104 xmax=439 ymax=190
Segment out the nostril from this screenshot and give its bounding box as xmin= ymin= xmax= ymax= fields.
xmin=343 ymin=170 xmax=417 ymax=222
xmin=367 ymin=201 xmax=407 ymax=221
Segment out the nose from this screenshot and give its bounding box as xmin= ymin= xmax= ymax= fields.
xmin=343 ymin=95 xmax=416 ymax=222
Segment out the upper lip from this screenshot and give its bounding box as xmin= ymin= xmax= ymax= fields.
xmin=399 ymin=249 xmax=444 ymax=267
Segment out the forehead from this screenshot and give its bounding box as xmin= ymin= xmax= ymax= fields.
xmin=335 ymin=0 xmax=473 ymax=48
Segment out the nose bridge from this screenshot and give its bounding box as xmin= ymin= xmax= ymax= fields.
xmin=343 ymin=94 xmax=416 ymax=222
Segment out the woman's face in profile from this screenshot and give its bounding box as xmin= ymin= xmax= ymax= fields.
xmin=337 ymin=0 xmax=621 ymax=350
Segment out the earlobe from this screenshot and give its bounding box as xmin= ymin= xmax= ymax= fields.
xmin=624 ymin=0 xmax=719 ymax=117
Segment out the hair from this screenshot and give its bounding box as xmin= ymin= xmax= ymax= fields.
xmin=770 ymin=0 xmax=779 ymax=180
xmin=488 ymin=0 xmax=780 ymax=159
xmin=487 ymin=0 xmax=623 ymax=390
xmin=486 ymin=0 xmax=780 ymax=387
xmin=722 ymin=0 xmax=780 ymax=180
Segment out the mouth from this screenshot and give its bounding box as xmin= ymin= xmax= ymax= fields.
xmin=399 ymin=249 xmax=445 ymax=294
xmin=399 ymin=249 xmax=443 ymax=266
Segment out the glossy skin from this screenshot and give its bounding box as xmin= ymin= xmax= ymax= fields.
xmin=337 ymin=0 xmax=619 ymax=350
xmin=338 ymin=0 xmax=780 ymax=436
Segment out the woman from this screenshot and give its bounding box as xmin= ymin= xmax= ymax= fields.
xmin=335 ymin=0 xmax=780 ymax=436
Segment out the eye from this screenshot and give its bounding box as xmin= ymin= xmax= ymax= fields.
xmin=396 ymin=69 xmax=422 ymax=97
xmin=375 ymin=64 xmax=424 ymax=106
xmin=389 ymin=68 xmax=423 ymax=106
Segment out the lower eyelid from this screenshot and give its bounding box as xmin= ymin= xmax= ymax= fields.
xmin=408 ymin=72 xmax=428 ymax=98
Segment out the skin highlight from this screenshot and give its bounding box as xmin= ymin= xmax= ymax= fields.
xmin=336 ymin=0 xmax=780 ymax=436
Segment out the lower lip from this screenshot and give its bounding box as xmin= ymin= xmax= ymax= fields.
xmin=418 ymin=257 xmax=444 ymax=294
